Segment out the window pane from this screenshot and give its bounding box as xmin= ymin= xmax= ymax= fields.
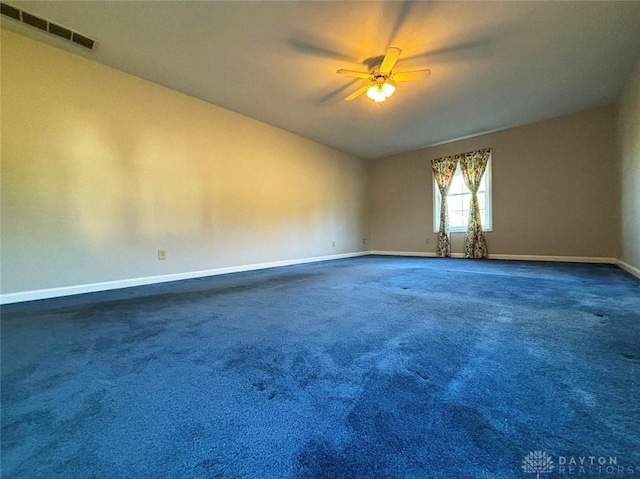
xmin=450 ymin=166 xmax=466 ymax=194
xmin=461 ymin=194 xmax=471 ymax=213
xmin=450 ymin=211 xmax=465 ymax=227
xmin=477 ymin=192 xmax=486 ymax=210
xmin=448 ymin=194 xmax=464 ymax=210
xmin=449 ymin=177 xmax=462 ymax=195
xmin=477 ymin=177 xmax=486 ymax=194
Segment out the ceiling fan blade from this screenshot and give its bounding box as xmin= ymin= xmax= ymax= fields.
xmin=337 ymin=69 xmax=371 ymax=79
xmin=392 ymin=69 xmax=431 ymax=82
xmin=344 ymin=84 xmax=370 ymax=101
xmin=380 ymin=47 xmax=402 ymax=74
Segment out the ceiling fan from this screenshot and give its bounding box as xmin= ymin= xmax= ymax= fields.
xmin=337 ymin=47 xmax=431 ymax=103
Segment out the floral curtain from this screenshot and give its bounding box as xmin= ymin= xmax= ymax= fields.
xmin=459 ymin=149 xmax=491 ymax=258
xmin=431 ymin=157 xmax=459 ymax=257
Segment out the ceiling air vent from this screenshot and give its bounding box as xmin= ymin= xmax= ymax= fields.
xmin=0 ymin=2 xmax=20 ymax=21
xmin=21 ymin=11 xmax=47 ymax=31
xmin=49 ymin=22 xmax=72 ymax=41
xmin=0 ymin=2 xmax=96 ymax=50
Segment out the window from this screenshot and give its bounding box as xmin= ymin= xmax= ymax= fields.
xmin=433 ymin=158 xmax=492 ymax=232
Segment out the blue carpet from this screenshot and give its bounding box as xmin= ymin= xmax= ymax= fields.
xmin=2 ymin=256 xmax=639 ymax=478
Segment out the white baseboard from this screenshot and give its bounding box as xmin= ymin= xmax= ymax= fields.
xmin=0 ymin=251 xmax=368 ymax=305
xmin=370 ymin=250 xmax=617 ymax=264
xmin=370 ymin=250 xmax=438 ymax=258
xmin=370 ymin=251 xmax=471 ymax=259
xmin=2 ymin=250 xmax=636 ymax=305
xmin=488 ymin=254 xmax=616 ymax=264
xmin=615 ymin=259 xmax=640 ymax=279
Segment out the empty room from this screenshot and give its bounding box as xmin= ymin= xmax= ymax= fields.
xmin=1 ymin=1 xmax=639 ymax=478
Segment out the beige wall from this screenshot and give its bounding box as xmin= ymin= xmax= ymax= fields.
xmin=1 ymin=29 xmax=633 ymax=298
xmin=0 ymin=31 xmax=368 ymax=295
xmin=369 ymin=105 xmax=619 ymax=258
xmin=617 ymin=59 xmax=640 ymax=271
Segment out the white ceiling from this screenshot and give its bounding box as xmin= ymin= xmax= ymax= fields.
xmin=3 ymin=1 xmax=640 ymax=159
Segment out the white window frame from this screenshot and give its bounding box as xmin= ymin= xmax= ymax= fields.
xmin=433 ymin=157 xmax=492 ymax=233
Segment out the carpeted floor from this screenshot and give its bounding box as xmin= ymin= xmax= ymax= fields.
xmin=2 ymin=256 xmax=639 ymax=478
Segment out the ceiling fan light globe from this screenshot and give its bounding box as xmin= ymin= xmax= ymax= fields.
xmin=382 ymin=81 xmax=396 ymax=97
xmin=366 ymin=82 xmax=395 ymax=103
xmin=366 ymin=85 xmax=385 ymax=101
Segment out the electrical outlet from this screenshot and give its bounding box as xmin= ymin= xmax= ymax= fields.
xmin=158 ymin=250 xmax=166 ymax=260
